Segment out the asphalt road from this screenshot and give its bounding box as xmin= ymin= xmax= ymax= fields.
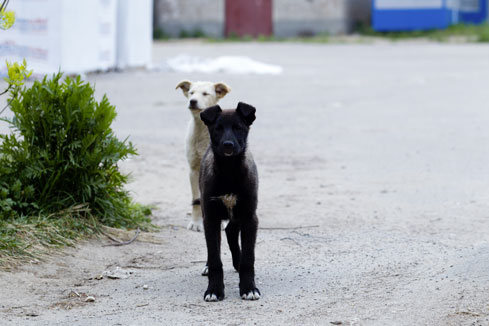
xmin=1 ymin=41 xmax=489 ymax=325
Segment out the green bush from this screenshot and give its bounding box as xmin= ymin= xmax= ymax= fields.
xmin=0 ymin=73 xmax=150 ymax=229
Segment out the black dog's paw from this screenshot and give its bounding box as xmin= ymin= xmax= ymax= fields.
xmin=204 ymin=287 xmax=224 ymax=302
xmin=240 ymin=287 xmax=261 ymax=300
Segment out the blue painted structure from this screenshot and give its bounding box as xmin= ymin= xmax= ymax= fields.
xmin=373 ymin=0 xmax=488 ymax=32
xmin=459 ymin=0 xmax=487 ymax=24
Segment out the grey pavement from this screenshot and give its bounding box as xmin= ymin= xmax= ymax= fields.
xmin=1 ymin=41 xmax=489 ymax=325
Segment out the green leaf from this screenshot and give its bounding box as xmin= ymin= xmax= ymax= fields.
xmin=0 ymin=9 xmax=15 ymax=30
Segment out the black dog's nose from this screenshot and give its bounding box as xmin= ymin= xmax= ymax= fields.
xmin=222 ymin=141 xmax=234 ymax=156
xmin=223 ymin=141 xmax=234 ymax=150
xmin=189 ymin=99 xmax=197 ymax=108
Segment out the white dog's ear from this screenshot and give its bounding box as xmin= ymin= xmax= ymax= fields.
xmin=214 ymin=82 xmax=231 ymax=99
xmin=176 ymin=80 xmax=192 ymax=97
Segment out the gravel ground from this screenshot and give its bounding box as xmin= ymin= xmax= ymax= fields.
xmin=1 ymin=41 xmax=489 ymax=325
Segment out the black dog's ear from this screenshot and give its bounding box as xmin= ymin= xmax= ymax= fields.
xmin=200 ymin=105 xmax=222 ymax=125
xmin=236 ymin=102 xmax=256 ymax=126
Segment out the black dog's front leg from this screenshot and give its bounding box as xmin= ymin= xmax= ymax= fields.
xmin=225 ymin=219 xmax=241 ymax=272
xmin=203 ymin=210 xmax=224 ymax=301
xmin=239 ymin=214 xmax=260 ymax=300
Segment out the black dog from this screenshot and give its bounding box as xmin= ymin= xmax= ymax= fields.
xmin=199 ymin=102 xmax=260 ymax=301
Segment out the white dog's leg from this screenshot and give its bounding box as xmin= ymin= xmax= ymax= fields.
xmin=188 ymin=169 xmax=203 ymax=232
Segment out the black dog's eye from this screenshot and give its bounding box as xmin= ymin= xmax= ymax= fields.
xmin=216 ymin=125 xmax=224 ymax=132
xmin=232 ymin=125 xmax=242 ymax=131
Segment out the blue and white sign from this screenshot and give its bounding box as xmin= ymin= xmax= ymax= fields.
xmin=373 ymin=0 xmax=454 ymax=31
xmin=373 ymin=0 xmax=487 ymax=31
xmin=458 ymin=0 xmax=487 ymax=23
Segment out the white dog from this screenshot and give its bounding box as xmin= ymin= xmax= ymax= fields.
xmin=176 ymin=80 xmax=231 ymax=231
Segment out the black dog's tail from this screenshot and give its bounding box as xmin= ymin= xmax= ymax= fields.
xmin=192 ymin=198 xmax=201 ymax=206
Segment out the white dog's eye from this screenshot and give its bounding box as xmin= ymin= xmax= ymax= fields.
xmin=203 ymin=92 xmax=209 ymax=96
xmin=190 ymin=91 xmax=194 ymax=95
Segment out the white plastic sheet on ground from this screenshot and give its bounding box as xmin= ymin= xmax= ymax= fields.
xmin=163 ymin=55 xmax=283 ymax=75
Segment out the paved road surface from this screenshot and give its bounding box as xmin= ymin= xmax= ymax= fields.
xmin=1 ymin=41 xmax=489 ymax=325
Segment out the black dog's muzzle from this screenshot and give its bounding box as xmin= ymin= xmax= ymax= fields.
xmin=222 ymin=141 xmax=234 ymax=156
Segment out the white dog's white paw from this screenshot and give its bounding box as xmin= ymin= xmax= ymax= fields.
xmin=187 ymin=220 xmax=203 ymax=232
xmin=241 ymin=289 xmax=261 ymax=300
xmin=201 ymin=265 xmax=208 ymax=276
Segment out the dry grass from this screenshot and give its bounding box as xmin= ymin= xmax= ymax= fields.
xmin=1 ymin=205 xmax=100 ymax=270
